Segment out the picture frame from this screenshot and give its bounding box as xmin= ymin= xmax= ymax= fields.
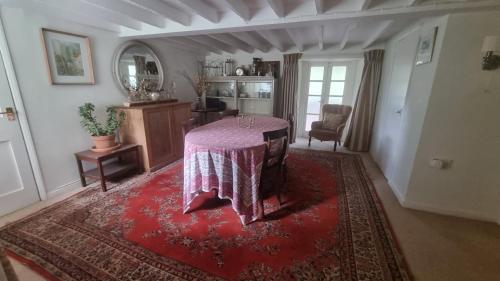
xmin=416 ymin=27 xmax=438 ymax=66
xmin=40 ymin=28 xmax=95 ymax=84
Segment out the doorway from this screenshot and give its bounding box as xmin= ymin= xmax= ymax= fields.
xmin=0 ymin=20 xmax=40 ymax=216
xmin=297 ymin=60 xmax=361 ymax=138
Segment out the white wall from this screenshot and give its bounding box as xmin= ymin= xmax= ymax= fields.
xmin=0 ymin=7 xmax=201 ymax=197
xmin=405 ymin=11 xmax=500 ymax=222
xmin=372 ymin=11 xmax=500 ymax=224
xmin=371 ymin=16 xmax=448 ymax=201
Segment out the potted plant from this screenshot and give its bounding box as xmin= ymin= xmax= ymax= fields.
xmin=79 ymin=103 xmax=125 ymax=152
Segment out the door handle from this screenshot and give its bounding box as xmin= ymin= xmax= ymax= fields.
xmin=0 ymin=107 xmax=16 ymax=121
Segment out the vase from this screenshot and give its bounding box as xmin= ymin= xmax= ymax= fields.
xmin=195 ymin=96 xmax=204 ymax=110
xmin=91 ymin=135 xmax=119 ymax=152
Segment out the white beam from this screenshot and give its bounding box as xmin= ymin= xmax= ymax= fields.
xmin=180 ymin=0 xmax=220 ymax=23
xmin=338 ymin=23 xmax=357 ymax=50
xmin=39 ymin=0 xmax=142 ymax=30
xmin=255 ymin=30 xmax=287 ymax=52
xmin=208 ymin=33 xmax=254 ymax=53
xmin=83 ymin=0 xmax=165 ymax=28
xmin=121 ymin=0 xmax=500 ymax=38
xmin=190 ymin=36 xmax=236 ymax=54
xmin=314 ymin=0 xmax=324 ymax=14
xmin=363 ymin=20 xmax=393 ymax=48
xmin=285 ymin=28 xmax=304 ymax=52
xmin=316 ymin=25 xmax=324 ymax=50
xmin=231 ymin=32 xmax=272 ymax=52
xmin=408 ymin=0 xmax=424 ymax=6
xmin=361 ymin=0 xmax=373 ymax=10
xmin=1 ymin=0 xmax=120 ymax=32
xmin=224 ymin=0 xmax=251 ymax=21
xmin=169 ymin=37 xmax=222 ymax=55
xmin=267 ymin=0 xmax=286 ymax=18
xmin=128 ymin=0 xmax=190 ymax=26
xmin=155 ymin=38 xmax=207 ymax=55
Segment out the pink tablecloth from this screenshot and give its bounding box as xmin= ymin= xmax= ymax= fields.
xmin=183 ymin=116 xmax=289 ymax=225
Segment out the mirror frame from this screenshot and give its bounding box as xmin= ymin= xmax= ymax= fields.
xmin=112 ymin=40 xmax=164 ymax=95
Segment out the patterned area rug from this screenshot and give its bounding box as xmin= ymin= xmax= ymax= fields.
xmin=1 ymin=247 xmax=18 ymax=281
xmin=0 ymin=149 xmax=411 ymax=280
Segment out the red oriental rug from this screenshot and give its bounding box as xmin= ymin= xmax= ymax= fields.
xmin=0 ymin=149 xmax=411 ymax=280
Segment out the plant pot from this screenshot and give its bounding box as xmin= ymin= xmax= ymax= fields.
xmin=91 ymin=135 xmax=117 ymax=149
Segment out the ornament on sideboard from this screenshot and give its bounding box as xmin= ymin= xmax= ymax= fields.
xmin=224 ymin=58 xmax=234 ymax=76
xmin=252 ymin=57 xmax=262 ymax=76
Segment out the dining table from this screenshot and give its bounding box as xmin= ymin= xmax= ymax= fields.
xmin=183 ymin=115 xmax=289 ymax=225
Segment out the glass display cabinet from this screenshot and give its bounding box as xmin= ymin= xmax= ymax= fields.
xmin=205 ymin=76 xmax=276 ymax=116
xmin=205 ymin=79 xmax=236 ymax=110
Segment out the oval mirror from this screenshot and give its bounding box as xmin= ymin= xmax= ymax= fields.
xmin=113 ymin=41 xmax=163 ymax=96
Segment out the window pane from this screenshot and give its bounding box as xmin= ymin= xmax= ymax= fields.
xmin=310 ymin=66 xmax=324 ymax=80
xmin=329 ymin=96 xmax=343 ymax=105
xmin=331 ymin=66 xmax=346 ymax=80
xmin=308 ymin=82 xmax=323 ymax=95
xmin=307 ymin=95 xmax=321 ymax=114
xmin=306 ymin=114 xmax=319 ymax=131
xmin=330 ymin=82 xmax=345 ymax=96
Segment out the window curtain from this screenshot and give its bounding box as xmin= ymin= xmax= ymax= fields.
xmin=344 ymin=49 xmax=384 ymax=152
xmin=279 ymin=53 xmax=302 ymax=143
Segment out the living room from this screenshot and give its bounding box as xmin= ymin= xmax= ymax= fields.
xmin=0 ymin=1 xmax=499 ymax=280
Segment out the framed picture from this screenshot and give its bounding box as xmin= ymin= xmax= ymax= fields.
xmin=416 ymin=27 xmax=438 ymax=65
xmin=40 ymin=28 xmax=95 ymax=84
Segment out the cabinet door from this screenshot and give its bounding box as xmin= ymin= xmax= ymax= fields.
xmin=171 ymin=104 xmax=191 ymax=157
xmin=144 ymin=109 xmax=175 ymax=169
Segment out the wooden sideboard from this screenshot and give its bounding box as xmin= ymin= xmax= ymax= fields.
xmin=118 ymin=102 xmax=191 ymax=172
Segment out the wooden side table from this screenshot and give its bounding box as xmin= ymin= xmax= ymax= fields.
xmin=74 ymin=144 xmax=141 ymax=192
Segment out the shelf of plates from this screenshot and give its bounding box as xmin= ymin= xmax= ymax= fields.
xmin=205 ymin=76 xmax=276 ymax=116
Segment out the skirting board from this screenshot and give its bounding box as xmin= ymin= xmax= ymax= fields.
xmin=46 ymin=179 xmax=83 ymax=199
xmin=387 ymin=180 xmax=498 ymax=225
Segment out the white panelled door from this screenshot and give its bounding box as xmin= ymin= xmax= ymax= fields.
xmin=298 ymin=61 xmax=359 ymax=137
xmin=0 ymin=51 xmax=39 ymax=216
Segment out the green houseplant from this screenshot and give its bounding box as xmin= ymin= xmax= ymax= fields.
xmin=79 ymin=103 xmax=125 ymax=151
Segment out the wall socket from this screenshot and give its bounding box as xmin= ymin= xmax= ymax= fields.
xmin=430 ymin=158 xmax=453 ymax=169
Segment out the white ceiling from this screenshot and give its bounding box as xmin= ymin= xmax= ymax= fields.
xmin=2 ymin=0 xmax=500 ymax=54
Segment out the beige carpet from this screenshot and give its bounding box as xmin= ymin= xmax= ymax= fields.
xmin=1 ymin=138 xmax=500 ymax=280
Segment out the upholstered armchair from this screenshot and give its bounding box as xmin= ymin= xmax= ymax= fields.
xmin=308 ymin=104 xmax=352 ymax=151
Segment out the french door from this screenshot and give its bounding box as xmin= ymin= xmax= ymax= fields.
xmin=298 ymin=61 xmax=359 ymax=137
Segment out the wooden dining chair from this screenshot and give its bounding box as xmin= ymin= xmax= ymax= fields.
xmin=259 ymin=127 xmax=289 ymax=216
xmin=218 ymin=109 xmax=239 ymax=119
xmin=182 ymin=118 xmax=200 ymax=139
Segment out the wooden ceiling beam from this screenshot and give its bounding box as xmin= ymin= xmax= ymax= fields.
xmin=190 ymin=35 xmax=236 ymax=54
xmin=41 ymin=0 xmax=142 ymax=30
xmin=285 ymin=28 xmax=304 ymax=52
xmin=231 ymin=32 xmax=272 ymax=52
xmin=223 ymin=0 xmax=251 ymax=21
xmin=168 ymin=37 xmax=222 ymax=54
xmin=208 ymin=33 xmax=255 ymax=53
xmin=180 ymin=0 xmax=220 ymax=23
xmin=339 ymin=23 xmax=357 ymax=50
xmin=2 ymin=0 xmax=121 ymax=32
xmin=128 ymin=0 xmax=190 ymax=26
xmin=83 ymin=0 xmax=165 ymax=28
xmin=255 ymin=30 xmax=287 ymax=52
xmin=316 ymin=25 xmax=324 ymax=50
xmin=267 ymin=0 xmax=286 ymax=18
xmin=361 ymin=0 xmax=373 ymax=10
xmin=314 ymin=0 xmax=324 ymax=14
xmin=363 ymin=20 xmax=393 ymax=48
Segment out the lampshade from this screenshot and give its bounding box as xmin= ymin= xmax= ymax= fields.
xmin=481 ymin=35 xmax=500 ymax=52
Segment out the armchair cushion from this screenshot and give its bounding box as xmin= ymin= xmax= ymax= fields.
xmin=309 ymin=128 xmax=339 ymax=141
xmin=311 ymin=120 xmax=324 ymax=130
xmin=323 ymin=113 xmax=347 ymax=130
